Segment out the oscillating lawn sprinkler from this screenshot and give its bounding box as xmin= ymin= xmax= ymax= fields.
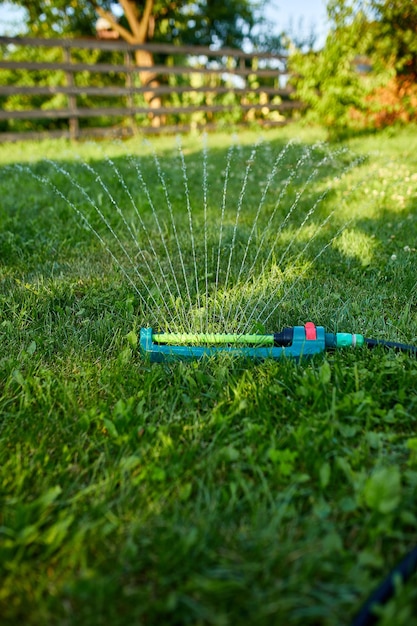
xmin=140 ymin=322 xmax=417 ymax=362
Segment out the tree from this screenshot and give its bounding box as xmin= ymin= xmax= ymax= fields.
xmin=368 ymin=0 xmax=417 ymax=76
xmin=4 ymin=1 xmax=263 ymax=49
xmin=289 ymin=0 xmax=417 ymax=137
xmin=289 ymin=1 xmax=373 ymax=136
xmin=359 ymin=0 xmax=417 ymax=127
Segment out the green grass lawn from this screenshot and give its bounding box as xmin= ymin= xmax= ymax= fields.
xmin=1 ymin=124 xmax=417 ymax=625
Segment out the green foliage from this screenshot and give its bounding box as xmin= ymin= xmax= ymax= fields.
xmin=290 ymin=0 xmax=417 ymax=137
xmin=6 ymin=0 xmax=265 ymax=49
xmin=1 ymin=43 xmax=66 ymax=133
xmin=290 ymin=44 xmax=365 ymax=135
xmin=169 ymin=0 xmax=259 ymax=48
xmin=290 ymin=1 xmax=384 ymax=137
xmin=4 ymin=0 xmax=102 ymax=37
xmin=369 ymin=0 xmax=417 ymax=75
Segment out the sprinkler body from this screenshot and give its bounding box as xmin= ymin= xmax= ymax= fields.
xmin=140 ymin=323 xmax=364 ymax=363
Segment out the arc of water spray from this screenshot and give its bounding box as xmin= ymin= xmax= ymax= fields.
xmin=276 ymin=154 xmax=365 ymax=270
xmin=202 ymin=134 xmax=209 ymax=333
xmin=243 ymin=208 xmax=339 ymax=332
xmin=80 ymin=159 xmax=181 ymax=329
xmin=235 ymin=146 xmax=352 ymax=330
xmin=212 ymin=140 xmax=236 ymax=329
xmin=261 ymin=218 xmax=355 ymax=330
xmin=176 ymin=136 xmax=202 ymax=332
xmin=150 ymin=147 xmax=196 ymax=331
xmin=17 ymin=164 xmax=166 ymax=324
xmin=241 ymin=157 xmax=369 ymax=333
xmin=227 ymin=143 xmax=332 ymax=329
xmin=218 ymin=141 xmax=262 ymax=326
xmin=104 ymin=157 xmax=177 ymax=303
xmin=46 ymin=160 xmax=176 ymax=323
xmin=128 ymin=155 xmax=191 ymax=332
xmin=102 ymin=155 xmax=190 ymax=332
xmin=222 ymin=140 xmax=294 ymax=329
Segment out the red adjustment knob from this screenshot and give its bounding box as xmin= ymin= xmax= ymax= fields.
xmin=305 ymin=322 xmax=317 ymax=340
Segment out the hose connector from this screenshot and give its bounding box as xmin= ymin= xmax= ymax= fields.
xmin=325 ymin=332 xmax=364 ymax=349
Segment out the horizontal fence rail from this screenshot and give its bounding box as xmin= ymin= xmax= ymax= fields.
xmin=0 ymin=35 xmax=301 ymax=141
xmin=0 ymin=59 xmax=287 ymax=78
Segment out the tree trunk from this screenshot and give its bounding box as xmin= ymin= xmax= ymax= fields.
xmin=135 ymin=48 xmax=163 ymax=127
xmin=95 ymin=0 xmax=163 ymax=127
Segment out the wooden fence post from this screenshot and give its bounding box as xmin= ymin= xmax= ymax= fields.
xmin=124 ymin=49 xmax=137 ymax=136
xmin=63 ymin=47 xmax=79 ymax=141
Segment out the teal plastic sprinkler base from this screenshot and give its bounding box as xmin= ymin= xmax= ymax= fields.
xmin=140 ymin=324 xmax=364 ymax=363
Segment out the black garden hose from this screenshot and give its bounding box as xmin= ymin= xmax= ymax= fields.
xmin=364 ymin=337 xmax=417 ymax=355
xmin=351 ymin=545 xmax=417 ymax=626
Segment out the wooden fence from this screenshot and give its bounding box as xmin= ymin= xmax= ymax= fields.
xmin=0 ymin=35 xmax=301 ymax=141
